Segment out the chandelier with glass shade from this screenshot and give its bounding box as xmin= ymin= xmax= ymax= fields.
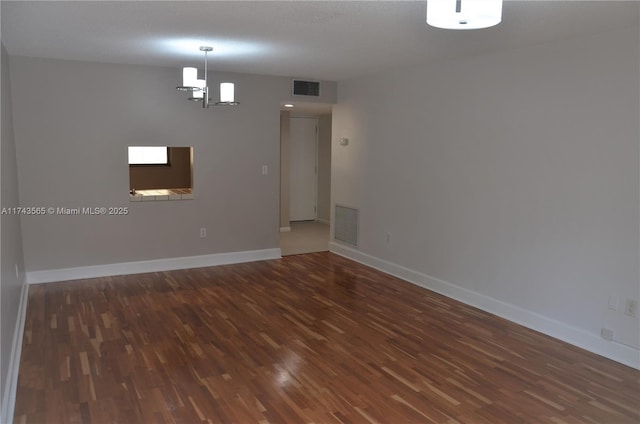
xmin=176 ymin=46 xmax=238 ymax=108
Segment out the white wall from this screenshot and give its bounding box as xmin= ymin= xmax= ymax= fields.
xmin=331 ymin=25 xmax=639 ymax=366
xmin=1 ymin=43 xmax=26 ymax=421
xmin=317 ymin=114 xmax=332 ymax=223
xmin=9 ymin=56 xmax=315 ymax=272
xmin=279 ymin=111 xmax=292 ymax=229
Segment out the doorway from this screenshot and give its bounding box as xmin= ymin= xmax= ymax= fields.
xmin=280 ymin=109 xmax=332 ymax=256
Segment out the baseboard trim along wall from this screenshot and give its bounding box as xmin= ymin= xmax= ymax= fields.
xmin=26 ymin=248 xmax=282 ymax=284
xmin=280 ymin=227 xmax=292 ymax=233
xmin=329 ymin=241 xmax=640 ymax=370
xmin=1 ymin=282 xmax=29 ymax=424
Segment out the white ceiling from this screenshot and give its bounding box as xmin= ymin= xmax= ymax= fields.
xmin=2 ymin=1 xmax=638 ymax=83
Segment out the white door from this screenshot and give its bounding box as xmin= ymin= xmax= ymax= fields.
xmin=289 ymin=117 xmax=317 ymax=221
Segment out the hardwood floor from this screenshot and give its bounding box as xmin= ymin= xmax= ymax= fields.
xmin=14 ymin=253 xmax=640 ymax=423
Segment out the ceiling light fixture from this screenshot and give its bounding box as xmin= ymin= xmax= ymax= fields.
xmin=176 ymin=46 xmax=239 ymax=108
xmin=284 ymin=104 xmax=294 ymax=108
xmin=427 ymin=0 xmax=502 ymax=30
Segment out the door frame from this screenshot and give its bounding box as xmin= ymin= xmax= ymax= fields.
xmin=279 ymin=108 xmax=332 ymax=234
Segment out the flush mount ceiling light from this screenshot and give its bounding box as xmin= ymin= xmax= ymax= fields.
xmin=427 ymin=0 xmax=503 ymax=30
xmin=176 ymin=46 xmax=239 ymax=108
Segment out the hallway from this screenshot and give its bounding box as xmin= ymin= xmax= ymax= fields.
xmin=280 ymin=221 xmax=329 ymax=256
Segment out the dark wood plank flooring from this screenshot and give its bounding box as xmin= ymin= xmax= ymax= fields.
xmin=14 ymin=252 xmax=640 ymax=423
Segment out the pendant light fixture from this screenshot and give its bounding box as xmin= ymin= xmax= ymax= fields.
xmin=427 ymin=0 xmax=503 ymax=30
xmin=176 ymin=46 xmax=239 ymax=108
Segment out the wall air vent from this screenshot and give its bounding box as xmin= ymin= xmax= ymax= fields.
xmin=335 ymin=205 xmax=359 ymax=246
xmin=293 ymin=79 xmax=321 ymax=97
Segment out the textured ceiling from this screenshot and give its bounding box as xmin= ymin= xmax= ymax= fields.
xmin=2 ymin=1 xmax=639 ymax=82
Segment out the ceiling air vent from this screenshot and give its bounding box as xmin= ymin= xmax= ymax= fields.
xmin=292 ymin=79 xmax=320 ymax=97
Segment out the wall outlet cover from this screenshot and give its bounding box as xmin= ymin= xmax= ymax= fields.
xmin=624 ymin=299 xmax=638 ymax=317
xmin=601 ymin=328 xmax=614 ymax=341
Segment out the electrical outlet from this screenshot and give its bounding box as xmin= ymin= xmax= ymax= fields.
xmin=601 ymin=327 xmax=614 ymax=341
xmin=385 ymin=233 xmax=391 ymax=245
xmin=199 ymin=227 xmax=207 ymax=238
xmin=624 ymin=299 xmax=638 ymax=318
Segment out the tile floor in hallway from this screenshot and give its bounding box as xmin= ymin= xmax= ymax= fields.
xmin=280 ymin=221 xmax=329 ymax=256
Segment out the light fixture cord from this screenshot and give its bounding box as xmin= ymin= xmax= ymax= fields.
xmin=203 ymin=49 xmax=209 ymax=108
xmin=204 ymin=50 xmax=208 ymax=87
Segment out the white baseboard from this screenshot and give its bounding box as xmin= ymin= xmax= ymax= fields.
xmin=26 ymin=248 xmax=282 ymax=284
xmin=280 ymin=227 xmax=292 ymax=233
xmin=329 ymin=242 xmax=640 ymax=370
xmin=1 ymin=282 xmax=29 ymax=424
